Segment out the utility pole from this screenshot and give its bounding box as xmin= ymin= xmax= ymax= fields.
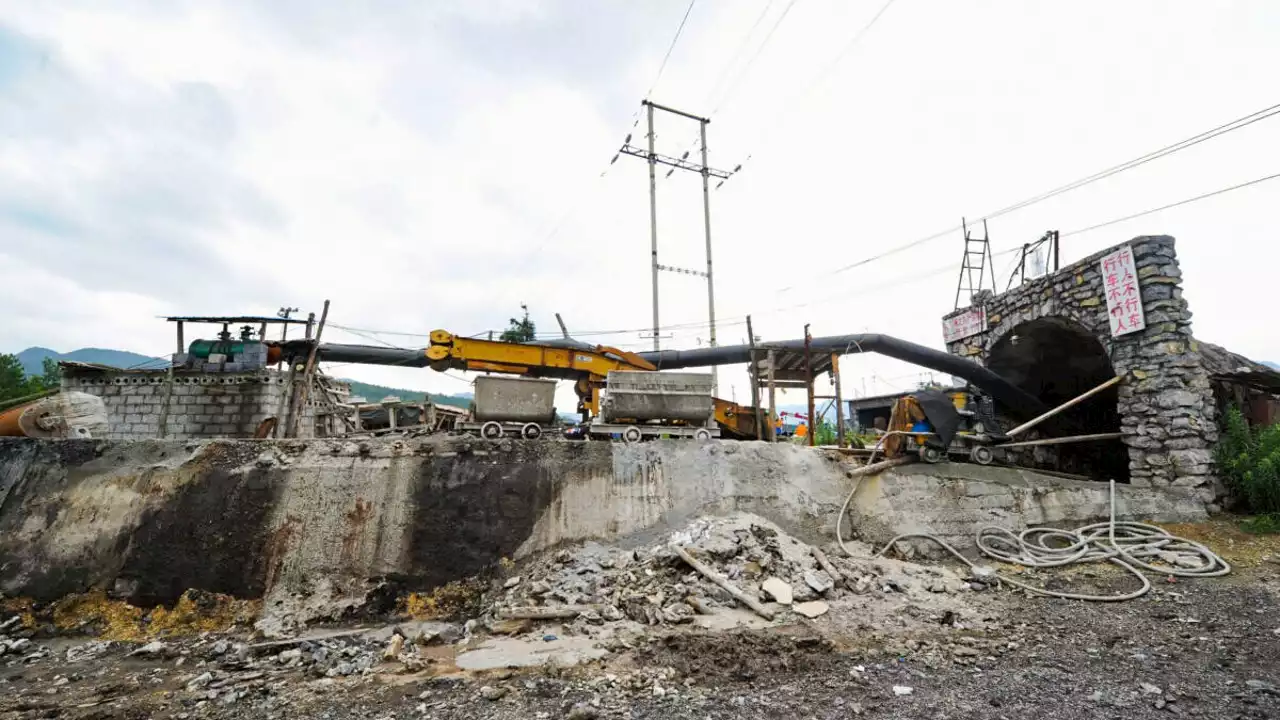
xmin=804 ymin=324 xmax=815 ymax=448
xmin=646 ymin=101 xmax=660 ymax=352
xmin=699 ymin=119 xmax=717 ymax=391
xmin=620 ymin=99 xmax=734 ymax=380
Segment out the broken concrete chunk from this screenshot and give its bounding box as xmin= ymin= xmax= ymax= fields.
xmin=804 ymin=569 xmax=835 ymax=595
xmin=503 ymin=576 xmax=522 ymax=589
xmin=792 ymin=601 xmax=829 ymax=619
xmin=382 ymin=633 xmax=405 ymax=660
xmin=128 ymin=641 xmax=167 ymax=658
xmin=185 ymin=672 xmax=213 ymax=691
xmin=761 ymin=577 xmax=793 ymax=605
xmin=486 ymin=618 xmax=532 ymax=635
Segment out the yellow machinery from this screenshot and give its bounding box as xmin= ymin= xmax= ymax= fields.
xmin=424 ymin=330 xmax=656 ymax=419
xmin=882 ymin=389 xmax=1000 ymax=464
xmin=424 ymin=330 xmax=764 ymax=435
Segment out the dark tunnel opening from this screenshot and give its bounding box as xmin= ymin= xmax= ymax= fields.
xmin=987 ymin=318 xmax=1129 ymax=482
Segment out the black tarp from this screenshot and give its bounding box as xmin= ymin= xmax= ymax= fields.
xmin=914 ymin=390 xmax=962 ymax=447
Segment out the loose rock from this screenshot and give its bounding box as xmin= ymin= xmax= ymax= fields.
xmin=761 ymin=577 xmax=794 ymax=605
xmin=793 ymin=601 xmax=830 ymax=619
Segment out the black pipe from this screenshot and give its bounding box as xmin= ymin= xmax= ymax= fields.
xmin=289 ymin=342 xmax=429 ymax=367
xmin=288 ymin=334 xmax=1049 ymax=420
xmin=637 ymin=334 xmax=1050 ymax=420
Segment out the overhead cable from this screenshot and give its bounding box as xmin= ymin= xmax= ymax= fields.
xmin=778 ymin=98 xmax=1280 ymax=290
xmin=706 ymin=0 xmax=800 ymax=115
xmin=1061 ymin=170 xmax=1280 ymax=238
xmin=644 ymin=0 xmax=699 ymax=99
xmin=730 ymin=0 xmax=898 ymax=177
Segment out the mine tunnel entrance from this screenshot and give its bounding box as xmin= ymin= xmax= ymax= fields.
xmin=987 ymin=318 xmax=1129 ymax=482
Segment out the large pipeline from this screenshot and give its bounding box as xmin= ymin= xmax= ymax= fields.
xmin=637 ymin=333 xmax=1050 ymax=419
xmin=289 ymin=333 xmax=1050 ymax=420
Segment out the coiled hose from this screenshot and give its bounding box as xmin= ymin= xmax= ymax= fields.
xmin=837 ymin=464 xmax=1230 ymax=602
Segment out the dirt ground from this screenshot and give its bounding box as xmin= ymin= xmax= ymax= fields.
xmin=3 ymin=521 xmax=1279 ymax=720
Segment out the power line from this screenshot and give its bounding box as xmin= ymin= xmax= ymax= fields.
xmin=778 ymin=97 xmax=1280 ymax=291
xmin=1061 ymin=170 xmax=1280 ymax=239
xmin=524 ymin=0 xmax=702 ymax=260
xmin=707 ymin=0 xmax=800 ymax=116
xmin=645 ymin=0 xmax=699 ymax=99
xmin=980 ymin=101 xmax=1280 ymax=225
xmin=702 ymin=0 xmax=778 ymax=109
xmin=730 ymin=0 xmax=898 ymax=177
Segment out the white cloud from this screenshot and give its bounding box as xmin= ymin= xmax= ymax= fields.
xmin=2 ymin=0 xmax=1278 ymax=410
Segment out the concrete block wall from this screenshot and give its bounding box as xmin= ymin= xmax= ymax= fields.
xmin=62 ymin=370 xmax=320 ymax=440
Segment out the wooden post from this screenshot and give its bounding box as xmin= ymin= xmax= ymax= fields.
xmin=287 ymin=300 xmax=329 ymax=438
xmin=1005 ymin=375 xmax=1124 ymax=438
xmin=273 ymin=362 xmax=297 ymax=438
xmin=804 ymin=324 xmax=815 ymax=447
xmin=746 ymin=316 xmax=763 ymax=440
xmin=157 ymin=363 xmax=175 ymax=438
xmin=767 ymin=349 xmax=777 ymax=442
xmin=832 ymin=353 xmax=845 ymax=448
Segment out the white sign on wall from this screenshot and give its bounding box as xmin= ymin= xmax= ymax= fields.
xmin=1100 ymin=245 xmax=1146 ymax=337
xmin=942 ymin=307 xmax=987 ymax=343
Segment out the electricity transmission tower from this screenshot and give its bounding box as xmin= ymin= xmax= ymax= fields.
xmin=618 ymin=100 xmax=734 ymax=391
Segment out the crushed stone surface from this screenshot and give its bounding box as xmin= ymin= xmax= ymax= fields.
xmin=2 ymin=515 xmax=1278 ymax=719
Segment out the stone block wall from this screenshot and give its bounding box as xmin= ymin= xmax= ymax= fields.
xmin=62 ymin=369 xmax=323 ymax=440
xmin=942 ymin=236 xmax=1218 ymax=499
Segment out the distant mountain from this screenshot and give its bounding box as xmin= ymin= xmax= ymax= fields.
xmin=1266 ymin=361 xmax=1280 ymax=371
xmin=13 ymin=346 xmax=472 ymax=409
xmin=16 ymin=347 xmax=168 ymax=375
xmin=342 ymin=379 xmax=471 ymax=409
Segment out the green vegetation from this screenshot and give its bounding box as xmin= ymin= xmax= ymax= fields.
xmin=0 ymin=354 xmax=59 ymax=403
xmin=499 ymin=304 xmax=536 ymax=343
xmin=1239 ymin=514 xmax=1280 ymax=535
xmin=1216 ymin=406 xmax=1280 ymax=533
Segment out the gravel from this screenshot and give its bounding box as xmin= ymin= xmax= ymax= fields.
xmin=1 ymin=522 xmax=1277 ymax=719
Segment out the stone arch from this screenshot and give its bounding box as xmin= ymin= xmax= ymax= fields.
xmin=982 ymin=300 xmax=1111 ymax=364
xmin=987 ymin=316 xmax=1129 ymax=482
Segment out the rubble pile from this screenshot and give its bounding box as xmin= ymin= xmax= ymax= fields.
xmin=481 ymin=512 xmax=985 ymax=639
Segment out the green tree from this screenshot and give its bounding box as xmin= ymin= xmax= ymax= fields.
xmin=40 ymin=357 xmax=61 ymax=390
xmin=1216 ymin=406 xmax=1280 ymax=516
xmin=499 ymin=304 xmax=537 ymax=343
xmin=0 ymin=353 xmax=43 ymax=402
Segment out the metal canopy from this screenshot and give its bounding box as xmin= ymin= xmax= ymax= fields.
xmin=164 ymin=316 xmax=310 ymax=325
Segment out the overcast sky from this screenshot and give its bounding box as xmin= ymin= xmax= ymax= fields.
xmin=3 ymin=1 xmax=1278 ymax=412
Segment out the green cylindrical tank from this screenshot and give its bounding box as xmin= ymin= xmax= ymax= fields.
xmin=189 ymin=339 xmax=252 ymax=359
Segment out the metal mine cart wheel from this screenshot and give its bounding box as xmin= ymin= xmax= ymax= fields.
xmin=969 ymin=445 xmax=995 ymax=465
xmin=521 ymin=422 xmax=542 ymax=440
xmin=918 ymin=445 xmax=945 ymax=463
xmin=694 ymin=428 xmax=712 ymax=441
xmin=623 ymin=425 xmax=644 ymax=443
xmin=480 ymin=421 xmax=504 ymax=440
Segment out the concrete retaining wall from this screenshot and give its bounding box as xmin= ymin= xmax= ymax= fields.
xmin=848 ymin=462 xmax=1209 ymax=555
xmin=0 ymin=438 xmax=1210 ymax=610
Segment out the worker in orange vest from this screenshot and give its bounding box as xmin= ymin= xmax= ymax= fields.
xmin=794 ymin=422 xmax=808 ymax=439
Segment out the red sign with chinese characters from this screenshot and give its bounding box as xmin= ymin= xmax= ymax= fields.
xmin=1100 ymin=245 xmax=1145 ymax=337
xmin=942 ymin=307 xmax=987 ymax=343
